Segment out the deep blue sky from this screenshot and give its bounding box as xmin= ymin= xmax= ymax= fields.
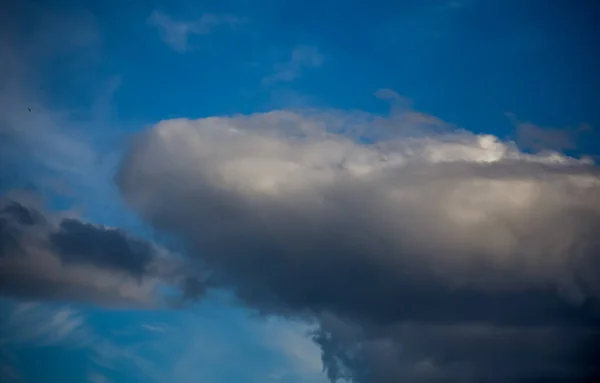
xmin=30 ymin=0 xmax=600 ymax=130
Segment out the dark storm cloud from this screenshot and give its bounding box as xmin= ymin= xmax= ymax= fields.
xmin=117 ymin=109 xmax=600 ymax=382
xmin=313 ymin=317 xmax=600 ymax=383
xmin=50 ymin=219 xmax=154 ymax=277
xmin=0 ymin=197 xmax=196 ymax=306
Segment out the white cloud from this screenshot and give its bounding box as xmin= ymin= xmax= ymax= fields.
xmin=148 ymin=11 xmax=241 ymax=53
xmin=117 ymin=102 xmax=600 ymax=381
xmin=117 ymin=108 xmax=599 ymax=297
xmin=262 ymin=46 xmax=323 ymax=84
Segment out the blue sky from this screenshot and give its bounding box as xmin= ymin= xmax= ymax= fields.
xmin=1 ymin=0 xmax=600 ymax=382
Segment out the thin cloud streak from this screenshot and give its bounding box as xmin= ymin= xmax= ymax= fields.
xmin=148 ymin=11 xmax=242 ymax=53
xmin=262 ymin=46 xmax=323 ymax=85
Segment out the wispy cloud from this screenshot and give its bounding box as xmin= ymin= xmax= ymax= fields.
xmin=2 ymin=303 xmax=163 ymax=382
xmin=6 ymin=303 xmax=92 ymax=347
xmin=262 ymin=46 xmax=323 ymax=85
xmin=142 ymin=324 xmax=168 ymax=333
xmin=507 ymin=112 xmax=593 ymax=153
xmin=0 ymin=0 xmax=127 ymax=215
xmin=148 ymin=11 xmax=241 ymax=53
xmin=0 ymin=1 xmax=103 ymax=190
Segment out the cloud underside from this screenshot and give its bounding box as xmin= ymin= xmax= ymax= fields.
xmin=0 ymin=198 xmax=193 ymax=307
xmin=117 ymin=109 xmax=600 ymax=382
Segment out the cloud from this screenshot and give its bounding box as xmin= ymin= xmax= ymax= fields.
xmin=0 ymin=1 xmax=206 ymax=307
xmin=262 ymin=46 xmax=323 ymax=84
xmin=1 ymin=302 xmax=164 ymax=382
xmin=255 ymin=317 xmax=328 ymax=381
xmin=0 ymin=0 xmax=116 ymax=199
xmin=148 ymin=11 xmax=241 ymax=53
xmin=373 ymin=88 xmax=406 ymax=103
xmin=313 ymin=315 xmax=600 ymax=383
xmin=507 ymin=113 xmax=593 ymax=154
xmin=6 ymin=302 xmax=91 ymax=347
xmin=117 ymin=102 xmax=600 ymax=382
xmin=0 ymin=197 xmax=199 ymax=307
xmin=142 ymin=323 xmax=168 ymax=333
xmin=164 ymin=303 xmax=329 ymax=383
xmin=50 ymin=218 xmax=156 ymax=277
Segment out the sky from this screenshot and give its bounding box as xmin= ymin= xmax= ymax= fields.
xmin=1 ymin=0 xmax=600 ymax=382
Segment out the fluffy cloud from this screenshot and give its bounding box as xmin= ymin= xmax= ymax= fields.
xmin=0 ymin=197 xmax=196 ymax=307
xmin=117 ymin=105 xmax=600 ymax=382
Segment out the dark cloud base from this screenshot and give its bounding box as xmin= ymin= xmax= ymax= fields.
xmin=0 ymin=197 xmax=201 ymax=307
xmin=116 ymin=113 xmax=600 ymax=383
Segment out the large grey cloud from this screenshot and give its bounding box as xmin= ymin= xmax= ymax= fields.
xmin=116 ymin=108 xmax=600 ymax=382
xmin=0 ymin=196 xmax=196 ymax=307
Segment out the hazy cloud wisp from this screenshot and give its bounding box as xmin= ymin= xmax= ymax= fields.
xmin=262 ymin=46 xmax=323 ymax=84
xmin=148 ymin=11 xmax=241 ymax=53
